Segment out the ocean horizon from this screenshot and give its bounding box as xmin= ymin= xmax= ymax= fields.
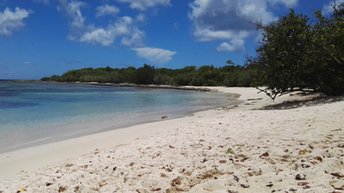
xmin=0 ymin=81 xmax=239 ymax=153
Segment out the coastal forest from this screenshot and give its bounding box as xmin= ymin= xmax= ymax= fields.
xmin=42 ymin=4 xmax=344 ymax=98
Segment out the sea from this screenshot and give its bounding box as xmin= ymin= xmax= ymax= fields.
xmin=0 ymin=80 xmax=239 ymax=153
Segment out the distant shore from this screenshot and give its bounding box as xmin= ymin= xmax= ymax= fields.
xmin=56 ymin=81 xmax=214 ymax=92
xmin=0 ymin=87 xmax=343 ymax=193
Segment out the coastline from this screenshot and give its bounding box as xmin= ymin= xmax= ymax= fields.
xmin=0 ymin=87 xmax=249 ymax=179
xmin=0 ymin=82 xmax=239 ymax=154
xmin=1 ymin=87 xmax=343 ymax=193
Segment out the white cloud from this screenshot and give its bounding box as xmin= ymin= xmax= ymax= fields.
xmin=217 ymin=39 xmax=244 ymax=52
xmin=133 ymin=47 xmax=176 ymax=63
xmin=0 ymin=7 xmax=31 ymax=36
xmin=121 ymin=28 xmax=145 ymax=46
xmin=189 ymin=0 xmax=299 ymax=52
xmin=117 ymin=0 xmax=170 ymax=11
xmin=79 ymin=16 xmax=144 ymax=47
xmin=113 ymin=16 xmax=133 ymax=35
xmin=96 ymin=4 xmax=120 ymax=17
xmin=322 ymin=0 xmax=344 ymax=15
xmin=59 ymin=0 xmax=85 ymax=29
xmin=58 ymin=1 xmax=145 ymax=47
xmin=80 ymin=28 xmax=115 ymax=46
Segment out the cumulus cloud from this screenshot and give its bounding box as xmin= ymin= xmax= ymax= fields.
xmin=80 ymin=16 xmax=144 ymax=47
xmin=0 ymin=7 xmax=31 ymax=36
xmin=217 ymin=39 xmax=244 ymax=52
xmin=117 ymin=0 xmax=170 ymax=11
xmin=59 ymin=1 xmax=144 ymax=47
xmin=96 ymin=4 xmax=120 ymax=17
xmin=80 ymin=28 xmax=115 ymax=46
xmin=189 ymin=0 xmax=299 ymax=52
xmin=322 ymin=0 xmax=344 ymax=15
xmin=133 ymin=47 xmax=176 ymax=63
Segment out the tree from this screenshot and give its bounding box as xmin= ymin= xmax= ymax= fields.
xmin=310 ymin=3 xmax=344 ymax=95
xmin=254 ymin=5 xmax=344 ymax=99
xmin=255 ymin=10 xmax=314 ymax=99
xmin=136 ymin=64 xmax=155 ymax=84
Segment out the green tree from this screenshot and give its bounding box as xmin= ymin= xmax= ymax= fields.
xmin=136 ymin=64 xmax=155 ymax=84
xmin=256 ymin=10 xmax=313 ymax=99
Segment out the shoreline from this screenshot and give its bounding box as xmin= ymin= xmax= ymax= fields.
xmin=1 ymin=87 xmax=343 ymax=193
xmin=0 ymin=87 xmax=247 ymax=180
xmin=0 ymin=84 xmax=240 ymax=154
xmin=9 ymin=80 xmax=215 ymax=92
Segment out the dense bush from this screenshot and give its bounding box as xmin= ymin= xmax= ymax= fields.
xmin=254 ymin=4 xmax=344 ymax=99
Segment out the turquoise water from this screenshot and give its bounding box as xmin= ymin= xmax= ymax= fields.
xmin=0 ymin=81 xmax=238 ymax=153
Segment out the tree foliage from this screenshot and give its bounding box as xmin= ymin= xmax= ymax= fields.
xmin=254 ymin=3 xmax=344 ymax=99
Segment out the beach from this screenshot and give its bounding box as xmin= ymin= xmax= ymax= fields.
xmin=0 ymin=87 xmax=343 ymax=193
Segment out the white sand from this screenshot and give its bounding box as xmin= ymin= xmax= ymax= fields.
xmin=0 ymin=87 xmax=343 ymax=193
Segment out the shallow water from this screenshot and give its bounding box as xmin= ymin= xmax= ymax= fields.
xmin=0 ymin=81 xmax=239 ymax=153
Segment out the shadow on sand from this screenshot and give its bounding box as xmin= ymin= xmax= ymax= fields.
xmin=260 ymin=94 xmax=344 ymax=110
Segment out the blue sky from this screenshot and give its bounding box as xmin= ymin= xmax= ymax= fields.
xmin=0 ymin=0 xmax=339 ymax=79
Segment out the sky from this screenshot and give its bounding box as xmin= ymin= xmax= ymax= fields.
xmin=0 ymin=0 xmax=340 ymax=79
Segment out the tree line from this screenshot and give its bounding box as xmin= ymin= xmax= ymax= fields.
xmin=41 ymin=63 xmax=260 ymax=87
xmin=42 ymin=3 xmax=344 ymax=98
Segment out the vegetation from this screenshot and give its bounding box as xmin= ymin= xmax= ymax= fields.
xmin=42 ymin=3 xmax=344 ymax=99
xmin=42 ymin=63 xmax=260 ymax=87
xmin=254 ymin=3 xmax=344 ymax=99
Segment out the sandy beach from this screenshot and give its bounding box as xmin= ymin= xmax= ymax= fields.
xmin=0 ymin=87 xmax=343 ymax=193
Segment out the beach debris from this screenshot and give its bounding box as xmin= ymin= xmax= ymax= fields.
xmin=233 ymin=175 xmax=239 ymax=182
xmin=314 ymin=156 xmax=323 ymax=162
xmin=219 ymin=160 xmax=227 ymax=163
xmin=295 ymin=174 xmax=307 ymax=180
xmin=226 ymin=148 xmax=235 ymax=155
xmin=298 ymin=149 xmax=310 ymax=155
xmin=297 ymin=182 xmax=309 ymax=186
xmin=330 ymin=180 xmax=344 ymax=190
xmin=169 ymin=145 xmax=175 ymax=149
xmin=330 ymin=172 xmax=344 ymax=179
xmin=74 ymin=186 xmax=80 ymax=192
xmin=160 ymin=173 xmax=168 ymax=178
xmin=45 ymin=182 xmax=53 ymax=186
xmin=113 ymin=167 xmax=117 ymax=171
xmin=171 ymin=177 xmax=182 ymax=186
xmin=266 ymin=182 xmax=274 ymax=188
xmin=58 ymin=186 xmax=67 ymax=192
xmin=151 ymin=188 xmax=162 ymax=191
xmin=200 ymin=158 xmax=208 ymax=163
xmin=17 ymin=187 xmax=27 ymax=192
xmin=161 ymin=116 xmax=168 ymax=120
xmin=259 ymin=152 xmax=269 ymax=158
xmin=240 ymin=184 xmax=250 ymax=188
xmin=99 ymin=180 xmax=108 ymax=187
